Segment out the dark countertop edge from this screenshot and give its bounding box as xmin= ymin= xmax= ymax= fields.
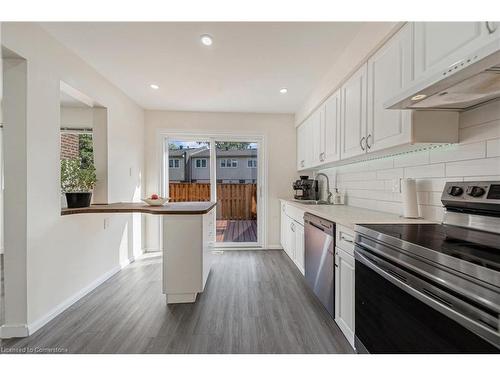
xmin=61 ymin=202 xmax=217 ymax=216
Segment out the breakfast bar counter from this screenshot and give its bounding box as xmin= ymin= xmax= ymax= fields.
xmin=62 ymin=201 xmax=217 ymax=304
xmin=61 ymin=201 xmax=217 ymax=216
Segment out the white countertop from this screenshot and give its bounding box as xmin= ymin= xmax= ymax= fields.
xmin=281 ymin=199 xmax=436 ymax=230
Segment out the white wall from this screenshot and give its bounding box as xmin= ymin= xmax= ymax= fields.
xmin=318 ymin=100 xmax=500 ymax=222
xmin=1 ymin=22 xmax=145 ymax=333
xmin=144 ymin=110 xmax=296 ymax=250
xmin=60 ymin=106 xmax=93 ymax=128
xmin=295 ymin=22 xmax=400 ymax=126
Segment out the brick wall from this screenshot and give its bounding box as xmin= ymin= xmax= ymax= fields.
xmin=60 ymin=133 xmax=80 ymax=160
xmin=318 ymin=99 xmax=500 ymax=222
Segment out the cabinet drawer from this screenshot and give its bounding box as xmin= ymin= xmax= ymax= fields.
xmin=285 ymin=204 xmax=305 ymax=225
xmin=336 ymin=225 xmax=355 ymax=256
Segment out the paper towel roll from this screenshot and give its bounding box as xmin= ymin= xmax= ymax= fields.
xmin=401 ymin=178 xmax=419 ymax=218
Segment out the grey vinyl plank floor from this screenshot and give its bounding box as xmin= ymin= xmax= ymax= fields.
xmin=0 ymin=250 xmax=354 ymax=354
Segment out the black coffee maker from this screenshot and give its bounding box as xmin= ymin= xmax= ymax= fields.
xmin=293 ymin=176 xmax=319 ymax=201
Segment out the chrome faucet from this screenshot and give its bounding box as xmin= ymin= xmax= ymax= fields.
xmin=315 ymin=173 xmax=333 ymax=204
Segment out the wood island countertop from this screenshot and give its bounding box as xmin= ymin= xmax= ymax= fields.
xmin=61 ymin=201 xmax=217 ymax=216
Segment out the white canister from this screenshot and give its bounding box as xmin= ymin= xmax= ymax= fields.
xmin=401 ymin=178 xmax=419 ymax=218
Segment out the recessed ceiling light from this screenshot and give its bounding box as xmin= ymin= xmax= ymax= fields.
xmin=200 ymin=34 xmax=213 ymax=46
xmin=150 ymin=84 xmax=159 ymax=90
xmin=279 ymin=88 xmax=288 ymax=94
xmin=411 ymin=94 xmax=427 ymax=101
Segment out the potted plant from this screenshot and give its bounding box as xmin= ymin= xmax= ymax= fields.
xmin=61 ymin=158 xmax=97 ymax=208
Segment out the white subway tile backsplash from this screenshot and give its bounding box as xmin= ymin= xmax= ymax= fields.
xmin=463 ymin=175 xmax=500 ymax=181
xmin=487 ymin=139 xmax=500 ymax=157
xmin=321 ymin=101 xmax=500 ymax=222
xmin=459 ymin=120 xmax=500 ymax=143
xmin=446 ymin=157 xmax=500 ymax=177
xmin=459 ymin=99 xmax=500 ymax=129
xmin=405 ymin=163 xmax=445 ymax=179
xmin=415 ymin=177 xmax=463 ymax=192
xmin=376 ymin=168 xmax=404 ymax=180
xmin=394 ymin=150 xmax=430 ymax=168
xmin=429 ymin=141 xmax=485 ymax=163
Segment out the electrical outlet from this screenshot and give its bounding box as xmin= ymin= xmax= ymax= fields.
xmin=392 ymin=178 xmax=401 ymax=193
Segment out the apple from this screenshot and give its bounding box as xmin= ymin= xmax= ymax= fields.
xmin=151 ymin=194 xmax=159 ymax=200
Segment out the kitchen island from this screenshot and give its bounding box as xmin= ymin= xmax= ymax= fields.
xmin=63 ymin=201 xmax=217 ymax=304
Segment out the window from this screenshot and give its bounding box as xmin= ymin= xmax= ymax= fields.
xmin=169 ymin=159 xmax=180 ymax=168
xmin=247 ymin=159 xmax=257 ymax=168
xmin=195 ymin=158 xmax=208 ymax=168
xmin=221 ymin=158 xmax=238 ymax=168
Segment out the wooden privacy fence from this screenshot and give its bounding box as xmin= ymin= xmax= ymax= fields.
xmin=168 ymin=183 xmax=257 ymax=220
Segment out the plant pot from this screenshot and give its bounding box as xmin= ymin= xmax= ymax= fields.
xmin=65 ymin=192 xmax=92 ymax=208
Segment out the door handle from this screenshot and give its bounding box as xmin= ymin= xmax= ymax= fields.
xmin=360 ymin=136 xmax=366 ymax=151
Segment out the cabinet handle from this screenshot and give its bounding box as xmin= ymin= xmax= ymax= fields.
xmin=486 ymin=21 xmax=497 ymax=34
xmin=360 ymin=136 xmax=366 ymax=151
xmin=340 ymin=235 xmax=354 ymax=244
xmin=366 ymin=134 xmax=372 ymax=149
xmin=300 ymin=160 xmax=305 ymax=167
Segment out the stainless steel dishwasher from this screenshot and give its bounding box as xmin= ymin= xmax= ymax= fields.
xmin=304 ymin=213 xmax=335 ymax=317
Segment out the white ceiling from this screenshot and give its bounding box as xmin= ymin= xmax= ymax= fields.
xmin=41 ymin=22 xmax=365 ymax=113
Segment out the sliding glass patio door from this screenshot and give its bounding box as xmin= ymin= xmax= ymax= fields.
xmin=164 ymin=135 xmax=263 ymax=248
xmin=214 ymin=141 xmax=259 ymax=247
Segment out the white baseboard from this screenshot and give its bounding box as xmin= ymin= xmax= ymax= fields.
xmin=27 ymin=256 xmax=135 ymax=336
xmin=0 ymin=324 xmax=29 ymax=338
xmin=266 ymin=245 xmax=283 ymax=250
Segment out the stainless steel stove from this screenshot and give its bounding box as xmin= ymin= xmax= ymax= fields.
xmin=354 ymin=181 xmax=500 ymax=353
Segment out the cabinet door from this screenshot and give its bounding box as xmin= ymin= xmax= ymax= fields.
xmin=286 ymin=217 xmax=296 ymax=261
xmin=322 ymin=89 xmax=341 ymax=163
xmin=280 ymin=202 xmax=287 ymax=250
xmin=414 ymin=22 xmax=489 ymax=81
xmin=310 ymin=109 xmax=322 ymax=167
xmin=294 ymin=222 xmax=305 ymax=275
xmin=297 ymin=122 xmax=306 ymax=170
xmin=367 ymin=24 xmax=413 ymax=152
xmin=335 ymin=247 xmax=355 ymax=348
xmin=340 ymin=63 xmax=368 ymax=160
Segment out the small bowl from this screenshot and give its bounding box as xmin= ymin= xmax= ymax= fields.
xmin=141 ymin=197 xmax=170 ymax=206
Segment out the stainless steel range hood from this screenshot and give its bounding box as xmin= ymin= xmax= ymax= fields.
xmin=385 ymin=37 xmax=500 ymax=111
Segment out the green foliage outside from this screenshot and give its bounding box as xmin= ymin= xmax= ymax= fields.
xmin=79 ymin=134 xmax=94 ymax=169
xmin=61 ymin=134 xmax=96 ymax=193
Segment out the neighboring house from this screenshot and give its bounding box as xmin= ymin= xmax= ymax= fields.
xmin=168 ymin=147 xmax=257 ymax=183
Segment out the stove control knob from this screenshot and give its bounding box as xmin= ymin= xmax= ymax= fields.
xmin=447 ymin=186 xmax=464 ymax=196
xmin=467 ymin=186 xmax=486 ymax=197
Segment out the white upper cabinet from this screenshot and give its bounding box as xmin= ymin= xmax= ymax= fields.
xmin=297 ymin=121 xmax=306 ymax=170
xmin=367 ymin=23 xmax=413 ymax=152
xmin=310 ymin=108 xmax=322 ymax=167
xmin=413 ymin=22 xmax=493 ymax=81
xmin=297 ymin=118 xmax=313 ymax=170
xmin=322 ymin=89 xmax=341 ymax=163
xmin=340 ymin=63 xmax=368 ymax=160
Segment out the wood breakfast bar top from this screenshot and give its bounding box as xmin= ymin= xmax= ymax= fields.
xmin=61 ymin=201 xmax=217 ymax=216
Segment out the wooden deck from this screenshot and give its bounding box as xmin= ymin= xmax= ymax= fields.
xmin=216 ymin=220 xmax=257 ymax=243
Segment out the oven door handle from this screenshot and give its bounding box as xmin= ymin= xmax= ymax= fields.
xmin=355 ymin=248 xmax=500 ymax=349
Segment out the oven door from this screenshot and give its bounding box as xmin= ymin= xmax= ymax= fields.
xmin=355 ymin=245 xmax=500 ymax=354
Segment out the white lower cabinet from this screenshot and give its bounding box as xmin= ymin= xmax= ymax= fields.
xmin=335 ymin=246 xmax=355 ymax=348
xmin=294 ymin=222 xmax=305 ymax=274
xmin=280 ymin=201 xmax=305 ymax=275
